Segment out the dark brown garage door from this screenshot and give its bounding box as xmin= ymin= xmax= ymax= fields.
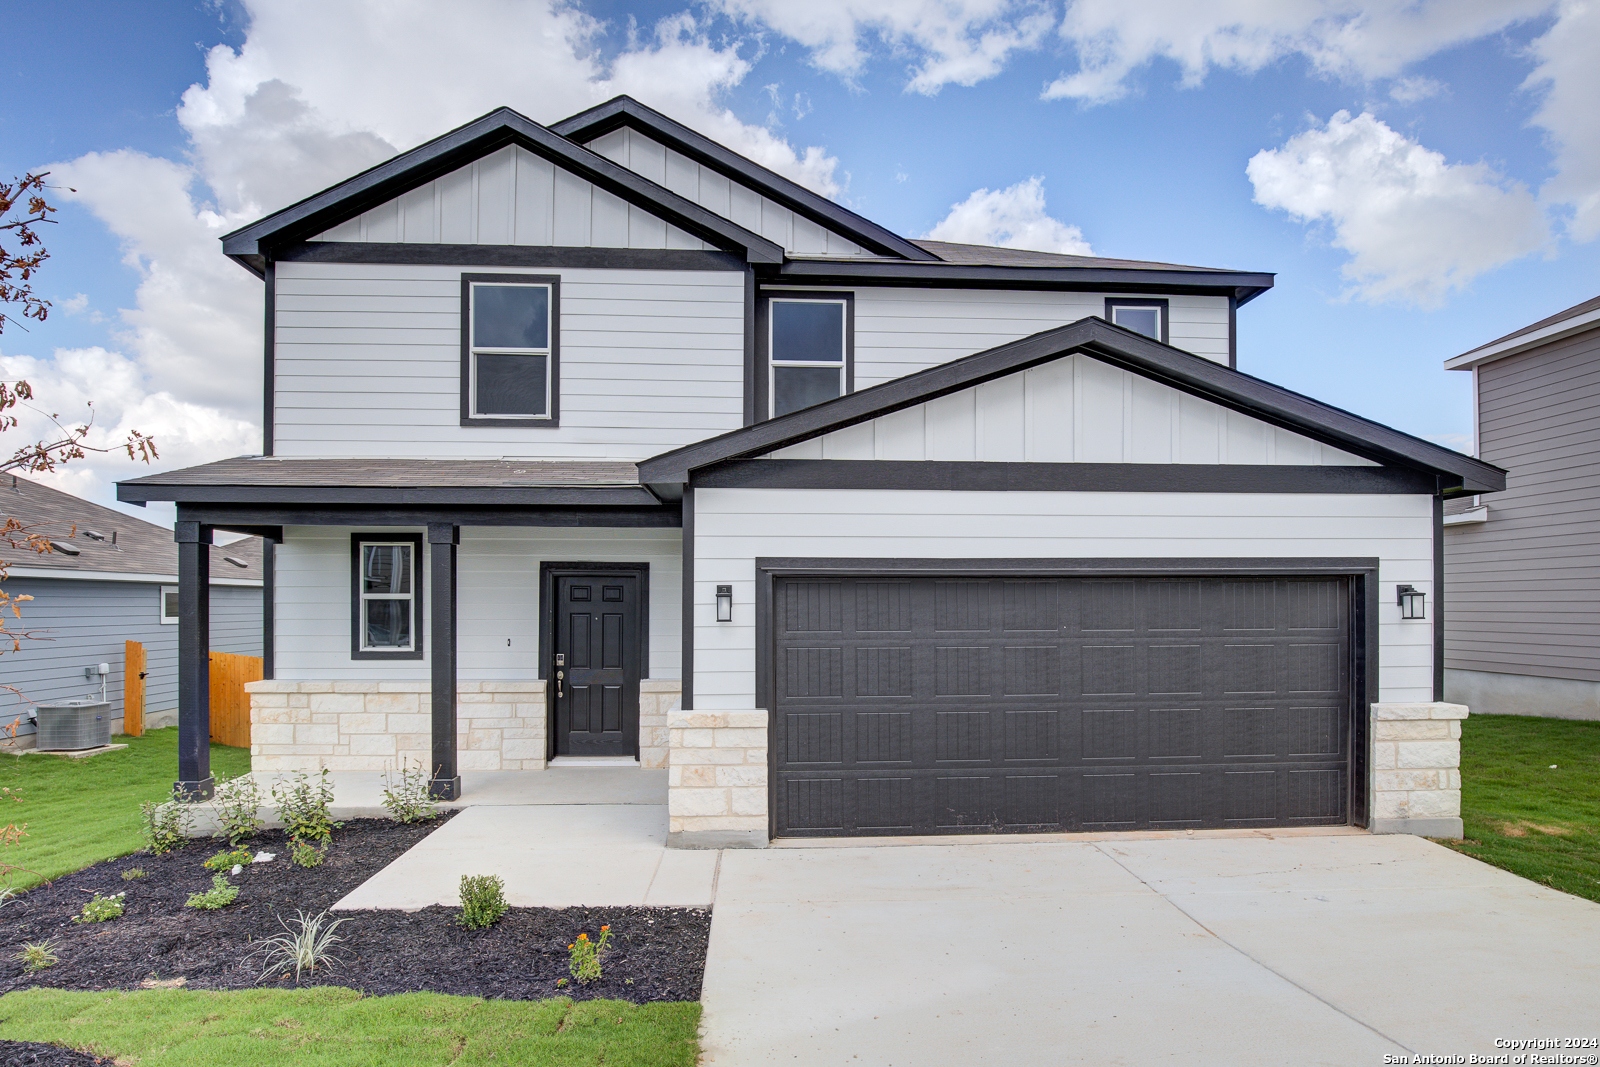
xmin=771 ymin=575 xmax=1354 ymax=837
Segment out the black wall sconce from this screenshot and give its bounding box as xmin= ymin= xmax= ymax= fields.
xmin=715 ymin=584 xmax=733 ymax=623
xmin=1397 ymin=584 xmax=1426 ymax=620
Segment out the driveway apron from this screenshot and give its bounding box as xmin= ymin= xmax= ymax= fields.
xmin=698 ymin=834 xmax=1600 ymax=1066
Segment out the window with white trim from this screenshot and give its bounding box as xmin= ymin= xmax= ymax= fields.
xmin=462 ymin=275 xmax=559 ymax=423
xmin=1106 ymin=298 xmax=1167 ymax=342
xmin=768 ymin=295 xmax=851 ymax=417
xmin=159 ymin=586 xmax=179 ymax=624
xmin=351 ymin=535 xmax=423 ymax=658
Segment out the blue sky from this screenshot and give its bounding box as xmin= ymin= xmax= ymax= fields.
xmin=4 ymin=1 xmax=1597 ymax=518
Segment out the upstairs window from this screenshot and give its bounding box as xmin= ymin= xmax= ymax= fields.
xmin=1106 ymin=298 xmax=1168 ymax=343
xmin=351 ymin=534 xmax=423 ymax=659
xmin=767 ymin=294 xmax=853 ymax=418
xmin=461 ymin=274 xmax=560 ymax=425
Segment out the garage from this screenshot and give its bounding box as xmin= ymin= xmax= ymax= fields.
xmin=771 ymin=574 xmax=1357 ymax=837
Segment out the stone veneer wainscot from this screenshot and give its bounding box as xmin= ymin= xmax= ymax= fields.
xmin=245 ymin=679 xmax=679 ymax=772
xmin=1369 ymin=701 xmax=1468 ymax=839
xmin=665 ymin=710 xmax=769 ymax=849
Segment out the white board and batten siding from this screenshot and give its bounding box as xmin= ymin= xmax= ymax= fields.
xmin=587 ymin=127 xmax=871 ymax=258
xmin=274 ymin=526 xmax=681 ymax=682
xmin=768 ymin=353 xmax=1373 ymax=465
xmin=840 ymin=287 xmax=1233 ymax=376
xmin=691 ymin=489 xmax=1437 ymax=709
xmin=272 ymin=261 xmax=746 ymax=460
xmin=313 ymin=145 xmax=712 ymax=251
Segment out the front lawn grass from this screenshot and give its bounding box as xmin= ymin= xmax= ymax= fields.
xmin=1444 ymin=713 xmax=1600 ymax=904
xmin=1 ymin=727 xmax=249 ymax=890
xmin=0 ymin=988 xmax=701 ymax=1067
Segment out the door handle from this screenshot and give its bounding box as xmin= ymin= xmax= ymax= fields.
xmin=556 ymin=670 xmax=564 ymax=699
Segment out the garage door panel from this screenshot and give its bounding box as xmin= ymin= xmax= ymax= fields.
xmin=772 ymin=575 xmax=1354 ymax=837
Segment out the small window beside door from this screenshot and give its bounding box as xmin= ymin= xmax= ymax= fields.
xmin=350 ymin=534 xmax=424 ymax=660
xmin=1105 ymin=298 xmax=1168 ymax=343
xmin=461 ymin=274 xmax=560 ymax=426
xmin=766 ymin=294 xmax=853 ymax=418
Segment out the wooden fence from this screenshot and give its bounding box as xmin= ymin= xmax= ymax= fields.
xmin=208 ymin=651 xmax=263 ymax=748
xmin=123 ymin=641 xmax=145 ymax=738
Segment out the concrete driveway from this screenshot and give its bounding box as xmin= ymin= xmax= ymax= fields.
xmin=699 ymin=832 xmax=1600 ymax=1066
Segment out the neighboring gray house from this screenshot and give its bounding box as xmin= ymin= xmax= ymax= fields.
xmin=1443 ymin=294 xmax=1600 ymax=720
xmin=0 ymin=476 xmax=264 ymax=742
xmin=119 ymin=97 xmax=1502 ymax=840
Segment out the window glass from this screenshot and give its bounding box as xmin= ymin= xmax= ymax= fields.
xmin=475 ymin=353 xmax=548 ymax=417
xmin=772 ymin=301 xmax=844 ymax=362
xmin=473 ymin=285 xmax=549 ymax=349
xmin=362 ymin=544 xmax=410 ymax=595
xmin=1112 ymin=306 xmax=1160 ymax=340
xmin=161 ymin=588 xmax=179 ymax=622
xmin=774 ymin=365 xmax=844 ymax=417
xmin=359 ymin=542 xmax=414 ymax=651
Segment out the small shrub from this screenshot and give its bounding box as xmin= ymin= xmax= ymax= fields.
xmin=72 ymin=891 xmax=126 ymax=924
xmin=185 ymin=873 xmax=238 ymax=910
xmin=121 ymin=868 xmax=147 ymax=881
xmin=289 ymin=837 xmax=327 ymax=868
xmin=13 ymin=939 xmax=59 ymax=971
xmin=13 ymin=940 xmax=58 ymax=971
xmin=380 ymin=760 xmax=439 ymax=824
xmin=140 ymin=801 xmax=189 ymax=855
xmin=567 ymin=925 xmax=612 ymax=984
xmin=457 ymin=874 xmax=507 ymax=929
xmin=251 ymin=908 xmax=349 ymax=981
xmin=271 ymin=769 xmax=339 ymax=845
xmin=211 ymin=774 xmax=265 ymax=845
xmin=204 ymin=846 xmax=255 ymax=872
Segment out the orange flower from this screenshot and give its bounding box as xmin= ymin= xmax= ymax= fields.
xmin=567 ymin=944 xmax=574 ymax=949
xmin=578 ymin=933 xmax=588 ymax=941
xmin=601 ymin=925 xmax=610 ymax=932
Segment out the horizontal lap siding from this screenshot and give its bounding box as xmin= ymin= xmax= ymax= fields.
xmin=273 ymin=262 xmax=745 ymax=459
xmin=0 ymin=579 xmax=260 ymax=732
xmin=692 ymin=489 xmax=1434 ymax=709
xmin=1445 ymin=330 xmax=1600 ymax=682
xmin=769 ymin=353 xmax=1370 ymax=464
xmin=274 ymin=525 xmax=680 ymax=681
xmin=848 ymin=289 xmax=1231 ymax=386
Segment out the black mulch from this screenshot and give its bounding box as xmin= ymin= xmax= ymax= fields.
xmin=0 ymin=1042 xmax=114 ymax=1067
xmin=0 ymin=815 xmax=710 ymax=1005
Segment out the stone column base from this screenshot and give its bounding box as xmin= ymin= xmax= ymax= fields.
xmin=667 ymin=710 xmax=768 ymax=848
xmin=1370 ymin=701 xmax=1468 ymax=839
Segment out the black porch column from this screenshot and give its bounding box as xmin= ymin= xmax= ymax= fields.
xmin=428 ymin=522 xmax=460 ymax=800
xmin=174 ymin=520 xmax=213 ymax=800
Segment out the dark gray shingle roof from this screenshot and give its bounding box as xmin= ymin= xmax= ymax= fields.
xmin=120 ymin=456 xmax=640 ymax=489
xmin=0 ymin=475 xmax=263 ymax=579
xmin=1456 ymin=292 xmax=1600 ymax=360
xmin=909 ymin=240 xmax=1243 ymax=273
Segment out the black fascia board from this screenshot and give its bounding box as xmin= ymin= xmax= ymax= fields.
xmin=219 ymin=106 xmax=784 ymax=277
xmin=637 ymin=317 xmax=1507 ymax=494
xmin=551 ymin=96 xmax=936 ymax=263
xmin=768 ymin=259 xmax=1275 ymax=304
xmin=116 ymin=482 xmax=662 ymax=509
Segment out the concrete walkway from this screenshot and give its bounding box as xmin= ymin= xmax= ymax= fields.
xmin=328 ymin=767 xmax=720 ymax=910
xmin=699 ymin=833 xmax=1600 ymax=1066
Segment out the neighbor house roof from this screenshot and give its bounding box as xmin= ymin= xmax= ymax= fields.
xmin=0 ymin=475 xmax=263 ymax=584
xmin=638 ymin=316 xmax=1507 ymax=494
xmin=1445 ymin=293 xmax=1600 ymax=370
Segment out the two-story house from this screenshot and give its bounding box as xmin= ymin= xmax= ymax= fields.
xmin=119 ymin=97 xmax=1503 ymax=844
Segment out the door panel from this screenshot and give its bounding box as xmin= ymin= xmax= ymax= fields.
xmin=554 ymin=572 xmax=641 ymax=757
xmin=772 ymin=575 xmax=1354 ymax=837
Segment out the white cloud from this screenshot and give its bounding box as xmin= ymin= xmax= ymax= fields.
xmin=1247 ymin=111 xmax=1548 ymax=306
xmin=59 ymin=294 xmax=88 ymax=315
xmin=15 ymin=0 xmax=851 ymax=517
xmin=716 ymin=0 xmax=1055 ymax=94
xmin=924 ymin=177 xmax=1093 ymax=254
xmin=1045 ymin=1 xmax=1554 ymax=104
xmin=1388 ymin=75 xmax=1446 ymax=103
xmin=1524 ymin=0 xmax=1600 ymax=241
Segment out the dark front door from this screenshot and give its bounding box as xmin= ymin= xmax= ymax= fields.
xmin=771 ymin=575 xmax=1355 ymax=837
xmin=553 ymin=573 xmax=642 ymax=757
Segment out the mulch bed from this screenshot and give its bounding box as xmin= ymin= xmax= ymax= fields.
xmin=0 ymin=1042 xmax=114 ymax=1067
xmin=0 ymin=815 xmax=710 ymax=1005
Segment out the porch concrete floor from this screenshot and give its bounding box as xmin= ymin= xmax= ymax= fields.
xmin=327 ymin=768 xmax=718 ymax=910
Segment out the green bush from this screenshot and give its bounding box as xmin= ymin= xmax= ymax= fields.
xmin=380 ymin=761 xmax=439 ymax=824
xmin=203 ymin=846 xmax=255 ymax=873
xmin=139 ymin=801 xmax=189 ymax=856
xmin=12 ymin=939 xmax=59 ymax=971
xmin=567 ymin=925 xmax=612 ymax=984
xmin=271 ymin=769 xmax=339 ymax=845
xmin=457 ymin=874 xmax=507 ymax=930
xmin=289 ymin=837 xmax=326 ymax=868
xmin=185 ymin=873 xmax=238 ymax=910
xmin=71 ymin=892 xmax=125 ymax=924
xmin=210 ymin=774 xmax=265 ymax=845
